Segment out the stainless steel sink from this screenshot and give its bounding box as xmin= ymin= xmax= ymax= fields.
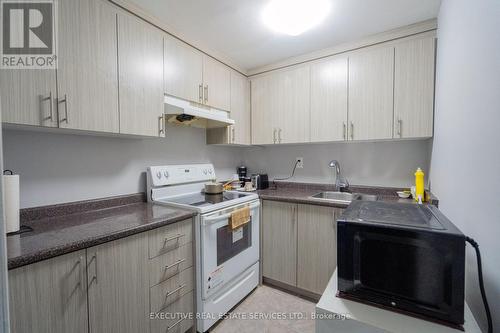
xmin=310 ymin=191 xmax=378 ymax=204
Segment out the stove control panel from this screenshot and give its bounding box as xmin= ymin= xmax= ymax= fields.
xmin=148 ymin=164 xmax=216 ymax=187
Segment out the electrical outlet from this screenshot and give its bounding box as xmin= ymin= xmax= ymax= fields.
xmin=296 ymin=157 xmax=304 ymax=169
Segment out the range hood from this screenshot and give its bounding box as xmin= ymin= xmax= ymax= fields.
xmin=164 ymin=95 xmax=234 ymax=129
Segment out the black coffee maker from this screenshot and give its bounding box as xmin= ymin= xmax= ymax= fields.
xmin=237 ymin=166 xmax=248 ymax=185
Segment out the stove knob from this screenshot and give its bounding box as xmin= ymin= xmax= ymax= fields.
xmin=163 ymin=170 xmax=169 ymax=178
xmin=203 ymin=169 xmax=208 ymax=175
xmin=156 ymin=171 xmax=162 ymax=179
xmin=208 ymin=169 xmax=213 ymax=175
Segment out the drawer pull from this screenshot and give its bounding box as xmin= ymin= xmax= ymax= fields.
xmin=163 ymin=234 xmax=185 ymax=246
xmin=166 ymin=284 xmax=186 ymax=299
xmin=166 ymin=317 xmax=185 ymax=332
xmin=165 ymin=258 xmax=186 ymax=271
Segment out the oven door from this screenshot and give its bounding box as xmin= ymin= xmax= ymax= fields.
xmin=200 ymin=200 xmax=260 ymax=299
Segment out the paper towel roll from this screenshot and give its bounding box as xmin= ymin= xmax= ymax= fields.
xmin=3 ymin=174 xmax=20 ymax=234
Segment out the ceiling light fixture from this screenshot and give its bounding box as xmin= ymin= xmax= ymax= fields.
xmin=262 ymin=0 xmax=331 ymax=36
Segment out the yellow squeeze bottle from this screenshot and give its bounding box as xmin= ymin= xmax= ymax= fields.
xmin=415 ymin=168 xmax=425 ymax=203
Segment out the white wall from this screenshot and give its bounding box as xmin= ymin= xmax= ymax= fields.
xmin=242 ymin=140 xmax=433 ymax=188
xmin=431 ymin=0 xmax=500 ymax=331
xmin=2 ymin=126 xmax=244 ymax=208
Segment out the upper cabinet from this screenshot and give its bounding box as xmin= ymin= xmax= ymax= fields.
xmin=348 ymin=46 xmax=395 ymax=141
xmin=57 ymin=0 xmax=119 ymax=133
xmin=202 ymin=56 xmax=231 ymax=111
xmin=394 ymin=37 xmax=435 ymax=138
xmin=164 ymin=35 xmax=204 ymax=103
xmin=206 ymin=70 xmax=250 ymax=145
xmin=251 ymin=65 xmax=310 ymax=145
xmin=230 ymin=71 xmax=251 ymax=145
xmin=250 ymin=32 xmax=436 ymax=144
xmin=117 ymin=11 xmax=165 ymax=137
xmin=163 ymin=34 xmax=231 ymax=111
xmin=310 ymin=56 xmax=348 ymax=142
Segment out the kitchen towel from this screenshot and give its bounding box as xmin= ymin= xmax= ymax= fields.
xmin=3 ymin=173 xmax=20 ymax=234
xmin=230 ymin=206 xmax=250 ymax=230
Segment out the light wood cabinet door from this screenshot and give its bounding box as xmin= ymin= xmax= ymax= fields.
xmin=277 ymin=65 xmax=311 ymax=144
xmin=310 ymin=56 xmax=348 ymax=142
xmin=202 ymin=56 xmax=231 ymax=111
xmin=262 ymin=200 xmax=297 ymax=286
xmin=87 ymin=232 xmax=149 ymax=333
xmin=230 ymin=71 xmax=251 ymax=144
xmin=348 ymin=47 xmax=394 ymax=140
xmin=251 ymin=74 xmax=278 ymax=145
xmin=8 ymin=251 xmax=88 ymax=333
xmin=57 ymin=0 xmax=119 ymax=133
xmin=394 ymin=37 xmax=435 ymax=139
xmin=0 ymin=70 xmax=57 ymax=127
xmin=117 ymin=12 xmax=164 ymax=137
xmin=164 ymin=34 xmax=203 ymax=103
xmin=297 ymin=205 xmax=341 ymax=295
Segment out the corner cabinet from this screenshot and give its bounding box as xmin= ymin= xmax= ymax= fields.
xmin=262 ymin=200 xmax=342 ymax=297
xmin=117 ymin=11 xmax=165 ymax=137
xmin=8 ymin=251 xmax=88 ymax=333
xmin=206 ymin=70 xmax=251 ymax=145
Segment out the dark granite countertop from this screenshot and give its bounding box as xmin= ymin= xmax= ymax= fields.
xmin=7 ymin=193 xmax=196 ymax=270
xmin=256 ymin=182 xmax=438 ymax=208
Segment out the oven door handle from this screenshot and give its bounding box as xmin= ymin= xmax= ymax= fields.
xmin=202 ymin=202 xmax=260 ymax=226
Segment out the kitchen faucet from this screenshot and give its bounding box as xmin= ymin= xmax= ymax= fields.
xmin=328 ymin=160 xmax=349 ymax=192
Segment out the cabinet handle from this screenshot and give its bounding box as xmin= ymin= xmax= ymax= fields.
xmin=343 ymin=122 xmax=346 ymax=140
xmin=165 ymin=284 xmax=186 ymax=299
xmin=164 ymin=258 xmax=186 ymax=272
xmin=278 ymin=128 xmax=282 ymax=143
xmin=397 ymin=118 xmax=402 ymax=137
xmin=199 ymin=84 xmax=203 ymax=103
xmin=159 ymin=115 xmax=165 ymax=135
xmin=273 ymin=128 xmax=277 ymax=144
xmin=58 ymin=94 xmax=69 ymax=123
xmin=89 ymin=254 xmax=98 ymax=285
xmin=164 ymin=233 xmax=185 ymax=246
xmin=40 ymin=91 xmax=53 ymax=121
xmin=167 ymin=317 xmax=185 ymax=332
xmin=204 ymin=85 xmax=208 ymax=103
xmin=350 ymin=122 xmax=354 ymax=140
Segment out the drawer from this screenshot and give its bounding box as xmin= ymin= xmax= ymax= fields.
xmin=149 ymin=242 xmax=193 ymax=287
xmin=150 ymin=291 xmax=194 ymax=333
xmin=149 ymin=219 xmax=193 ymax=258
xmin=150 ymin=267 xmax=194 ymax=313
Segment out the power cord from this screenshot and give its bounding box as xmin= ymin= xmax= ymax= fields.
xmin=465 ymin=236 xmax=493 ymax=333
xmin=273 ymin=159 xmax=300 ymax=187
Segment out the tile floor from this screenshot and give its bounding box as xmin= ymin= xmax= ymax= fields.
xmin=211 ymin=285 xmax=316 ymax=333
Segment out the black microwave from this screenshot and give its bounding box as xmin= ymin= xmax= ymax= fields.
xmin=337 ymin=201 xmax=465 ymax=329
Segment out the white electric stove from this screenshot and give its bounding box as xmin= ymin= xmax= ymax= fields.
xmin=147 ymin=164 xmax=260 ymax=333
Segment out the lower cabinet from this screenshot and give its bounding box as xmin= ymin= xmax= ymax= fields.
xmin=8 ymin=218 xmax=194 ymax=333
xmin=262 ymin=200 xmax=343 ymax=296
xmin=8 ymin=251 xmax=88 ymax=333
xmin=297 ymin=204 xmax=340 ymax=294
xmin=87 ymin=233 xmax=149 ymax=333
xmin=262 ymin=200 xmax=298 ymax=286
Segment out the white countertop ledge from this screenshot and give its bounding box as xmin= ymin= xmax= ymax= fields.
xmin=315 ymin=270 xmax=481 ymax=333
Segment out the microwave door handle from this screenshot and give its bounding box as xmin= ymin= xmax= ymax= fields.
xmin=202 ymin=202 xmax=260 ymax=226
